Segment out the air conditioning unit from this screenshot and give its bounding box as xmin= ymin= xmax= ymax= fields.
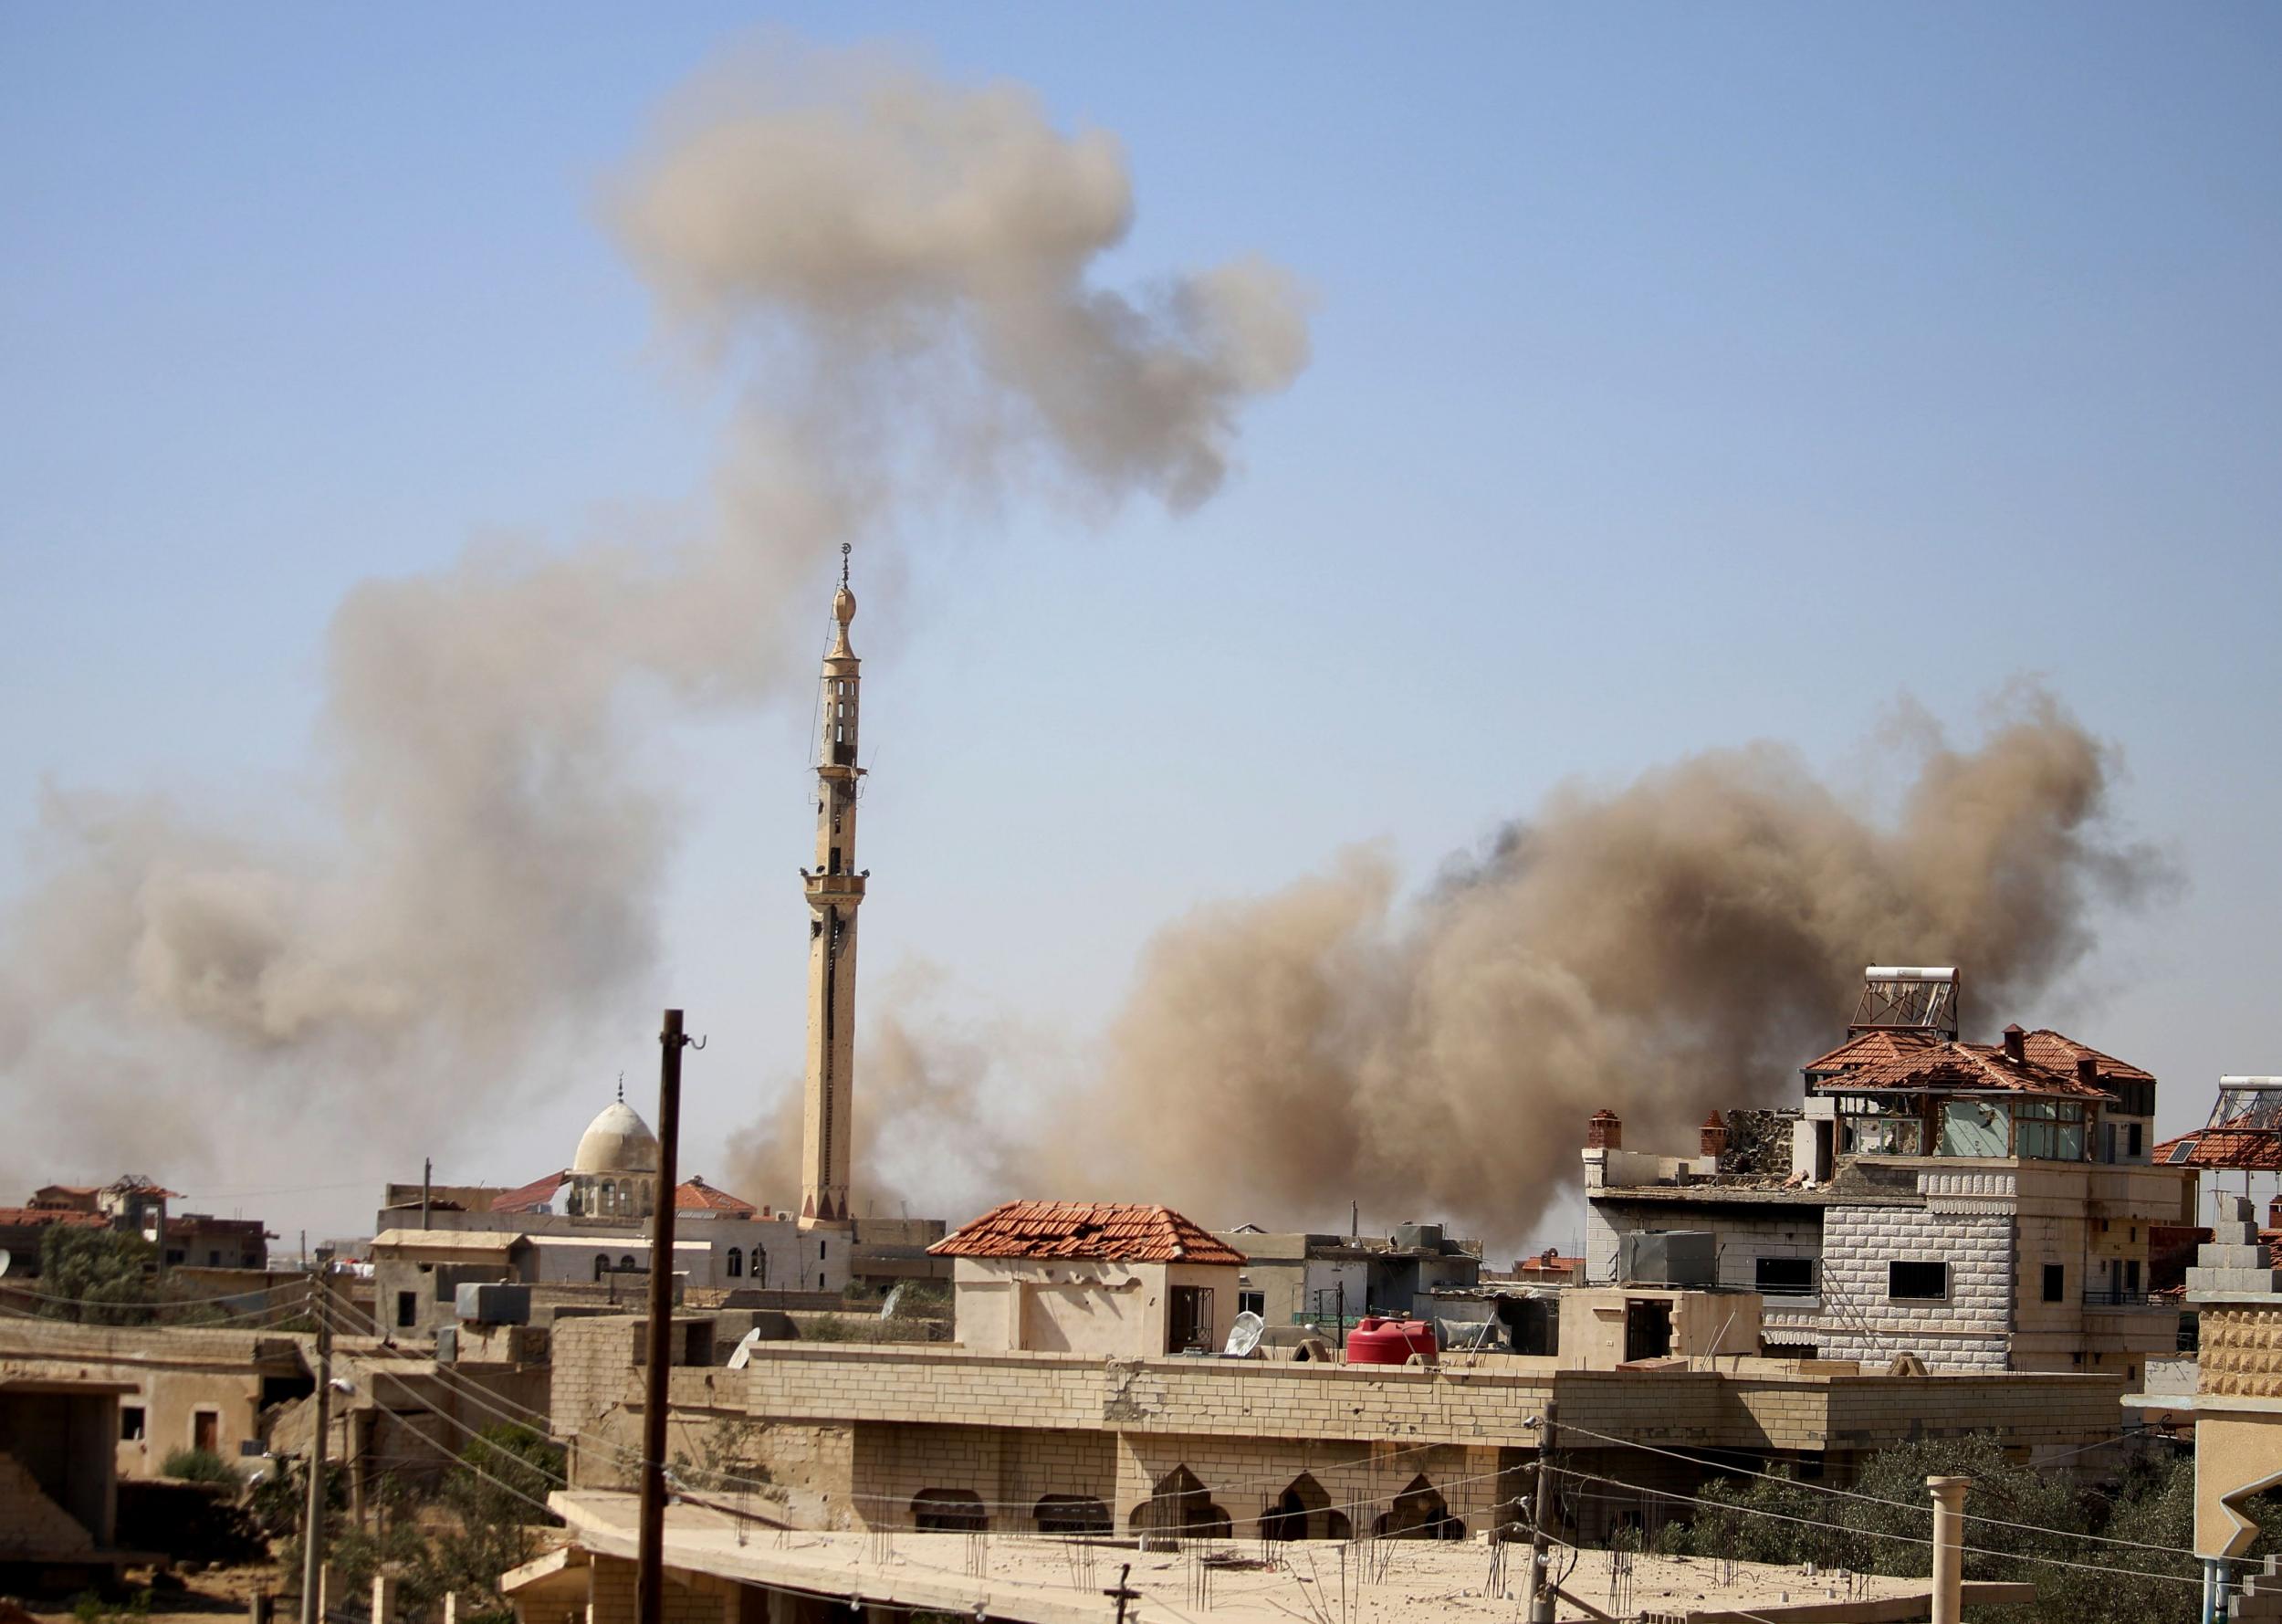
xmin=1617 ymin=1231 xmax=1716 ymax=1288
xmin=455 ymin=1282 xmax=531 ymax=1325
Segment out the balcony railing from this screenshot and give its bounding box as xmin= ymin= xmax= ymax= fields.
xmin=2081 ymin=1289 xmax=2167 ymax=1309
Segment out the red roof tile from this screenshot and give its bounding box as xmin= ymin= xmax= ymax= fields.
xmin=2151 ymin=1127 xmax=2282 ymax=1171
xmin=489 ymin=1171 xmax=570 ymax=1213
xmin=1808 ymin=1035 xmax=2111 ymax=1098
xmin=0 ymin=1207 xmax=110 ymax=1230
xmin=1804 ymin=1030 xmax=1942 ymax=1073
xmin=930 ymin=1201 xmax=1247 ymax=1265
xmin=675 ymin=1177 xmax=758 ymax=1213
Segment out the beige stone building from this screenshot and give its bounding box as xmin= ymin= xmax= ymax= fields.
xmin=1586 ymin=968 xmax=2193 ymax=1382
xmin=931 ymin=1201 xmax=1247 ymax=1358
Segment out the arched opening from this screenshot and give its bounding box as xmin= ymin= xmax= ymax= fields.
xmin=592 ymin=1254 xmax=610 ymax=1282
xmin=912 ymin=1489 xmax=987 ymax=1533
xmin=619 ymin=1254 xmax=638 ymax=1273
xmin=726 ymin=1248 xmax=743 ymax=1279
xmin=1375 ymin=1475 xmax=1465 ymax=1541
xmin=750 ymin=1248 xmax=767 ymax=1289
xmin=1131 ymin=1466 xmax=1230 ymax=1543
xmin=1034 ymin=1494 xmax=1112 ymax=1535
xmin=1261 ymin=1472 xmax=1336 ymax=1541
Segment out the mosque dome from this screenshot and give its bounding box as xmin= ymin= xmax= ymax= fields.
xmin=572 ymin=1100 xmax=660 ymax=1175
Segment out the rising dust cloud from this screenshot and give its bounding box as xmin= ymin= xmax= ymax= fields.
xmin=732 ymin=693 xmax=2171 ymax=1245
xmin=1 ymin=47 xmax=2166 ymax=1247
xmin=0 ymin=45 xmax=1308 ymax=1192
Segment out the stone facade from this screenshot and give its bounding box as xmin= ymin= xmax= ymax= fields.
xmin=1817 ymin=1200 xmax=2012 ymax=1370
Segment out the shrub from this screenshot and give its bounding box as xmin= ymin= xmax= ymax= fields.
xmin=160 ymin=1447 xmax=239 ymax=1485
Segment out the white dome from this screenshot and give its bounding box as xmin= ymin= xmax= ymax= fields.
xmin=572 ymin=1100 xmax=660 ymax=1175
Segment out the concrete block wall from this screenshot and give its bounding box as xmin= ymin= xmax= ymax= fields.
xmin=589 ymin=1554 xmax=725 ymax=1624
xmin=1816 ymin=1201 xmax=2011 ymax=1368
xmin=847 ymin=1421 xmax=1117 ymax=1532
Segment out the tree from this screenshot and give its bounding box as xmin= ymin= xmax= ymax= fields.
xmin=38 ymin=1227 xmax=157 ymax=1324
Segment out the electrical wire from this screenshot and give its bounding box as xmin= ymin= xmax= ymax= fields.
xmin=1552 ymin=1467 xmax=2198 ymax=1587
xmin=1554 ymin=1417 xmax=2198 ymax=1557
xmin=5 ymin=1279 xmax=316 ymax=1311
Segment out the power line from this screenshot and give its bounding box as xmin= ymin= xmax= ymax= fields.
xmin=1552 ymin=1468 xmax=2198 ymax=1587
xmin=1553 ymin=1418 xmax=2196 ymax=1558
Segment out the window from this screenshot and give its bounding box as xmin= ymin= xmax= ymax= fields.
xmin=2127 ymin=1260 xmax=2142 ymax=1294
xmin=1754 ymin=1257 xmax=1816 ymax=1295
xmin=207 ymin=1250 xmax=222 ymax=1266
xmin=2128 ymin=1123 xmax=2143 ymax=1158
xmin=2042 ymin=1264 xmax=2064 ymax=1303
xmin=1236 ymin=1291 xmax=1265 ymax=1319
xmin=2012 ymin=1099 xmax=2086 ymax=1161
xmin=395 ymin=1291 xmax=417 ymax=1328
xmin=593 ymin=1254 xmax=611 ymax=1282
xmin=193 ymin=1409 xmax=218 ymax=1454
xmin=1168 ymin=1287 xmax=1215 ymax=1353
xmin=620 ymin=1254 xmax=638 ymax=1272
xmin=1889 ymin=1261 xmax=1949 ymax=1301
xmin=726 ymin=1248 xmax=744 ymax=1279
xmin=120 ymin=1406 xmax=146 ymax=1442
xmin=819 ymin=1241 xmax=827 ymax=1262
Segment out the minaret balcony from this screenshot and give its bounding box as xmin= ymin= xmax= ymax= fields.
xmin=801 ymin=870 xmax=868 ymax=907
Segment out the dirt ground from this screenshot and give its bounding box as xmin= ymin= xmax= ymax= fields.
xmin=10 ymin=1563 xmax=287 ymax=1624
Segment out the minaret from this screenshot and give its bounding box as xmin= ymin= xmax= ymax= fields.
xmin=799 ymin=544 xmax=865 ymax=1230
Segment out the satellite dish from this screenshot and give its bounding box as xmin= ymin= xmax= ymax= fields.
xmin=726 ymin=1328 xmax=764 ymax=1370
xmin=1223 ymin=1311 xmax=1264 ymax=1358
xmin=0 ymin=1249 xmax=12 ymax=1278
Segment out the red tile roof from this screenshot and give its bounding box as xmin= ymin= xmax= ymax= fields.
xmin=0 ymin=1207 xmax=110 ymax=1230
xmin=2151 ymin=1127 xmax=2282 ymax=1171
xmin=1804 ymin=1030 xmax=1940 ymax=1073
xmin=675 ymin=1177 xmax=758 ymax=1213
xmin=1808 ymin=1035 xmax=2112 ymax=1098
xmin=1806 ymin=1027 xmax=2149 ymax=1089
xmin=489 ymin=1171 xmax=570 ymax=1213
xmin=930 ymin=1201 xmax=1247 ymax=1265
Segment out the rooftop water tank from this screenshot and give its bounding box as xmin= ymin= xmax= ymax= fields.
xmin=1345 ymin=1315 xmax=1438 ymax=1366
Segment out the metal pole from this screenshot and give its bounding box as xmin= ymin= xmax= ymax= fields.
xmin=298 ymin=1263 xmax=331 ymax=1624
xmin=421 ymin=1158 xmax=431 ymax=1231
xmin=635 ymin=1009 xmax=687 ymax=1624
xmin=1525 ymin=1399 xmax=1557 ymax=1623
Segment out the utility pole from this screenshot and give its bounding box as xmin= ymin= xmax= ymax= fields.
xmin=298 ymin=1262 xmax=332 ymax=1624
xmin=635 ymin=1009 xmax=690 ymax=1624
xmin=420 ymin=1158 xmax=432 ymax=1231
xmin=1524 ymin=1399 xmax=1557 ymax=1624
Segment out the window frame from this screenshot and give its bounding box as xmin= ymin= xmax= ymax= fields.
xmin=1888 ymin=1260 xmax=1950 ymax=1302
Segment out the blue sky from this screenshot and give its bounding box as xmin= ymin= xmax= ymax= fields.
xmin=3 ymin=6 xmax=2278 ymax=1244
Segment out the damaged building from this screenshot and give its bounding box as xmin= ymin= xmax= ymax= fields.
xmin=1585 ymin=967 xmax=2193 ymax=1379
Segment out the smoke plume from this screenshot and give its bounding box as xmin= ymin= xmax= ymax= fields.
xmin=0 ymin=45 xmax=1308 ymax=1192
xmin=837 ymin=691 xmax=2168 ymax=1244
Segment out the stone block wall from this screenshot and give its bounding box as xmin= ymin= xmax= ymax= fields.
xmin=1816 ymin=1200 xmax=2011 ymax=1369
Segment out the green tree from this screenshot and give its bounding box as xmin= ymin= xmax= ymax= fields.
xmin=38 ymin=1227 xmax=157 ymax=1324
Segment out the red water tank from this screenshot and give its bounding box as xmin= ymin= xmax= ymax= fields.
xmin=1344 ymin=1315 xmax=1438 ymax=1366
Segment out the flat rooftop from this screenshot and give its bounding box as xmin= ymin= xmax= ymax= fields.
xmin=552 ymin=1492 xmax=2029 ymax=1623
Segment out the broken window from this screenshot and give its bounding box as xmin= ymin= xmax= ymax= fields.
xmin=120 ymin=1406 xmax=146 ymax=1442
xmin=1167 ymin=1287 xmax=1214 ymax=1353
